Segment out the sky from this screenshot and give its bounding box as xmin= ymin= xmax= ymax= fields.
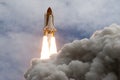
xmin=0 ymin=0 xmax=120 ymax=80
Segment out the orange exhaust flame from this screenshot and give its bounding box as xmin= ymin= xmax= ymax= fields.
xmin=40 ymin=36 xmax=57 ymax=60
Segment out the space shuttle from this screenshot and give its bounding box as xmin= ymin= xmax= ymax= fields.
xmin=43 ymin=7 xmax=56 ymax=36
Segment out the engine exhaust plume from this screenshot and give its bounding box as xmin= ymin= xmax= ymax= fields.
xmin=40 ymin=36 xmax=50 ymax=59
xmin=50 ymin=36 xmax=57 ymax=55
xmin=40 ymin=36 xmax=57 ymax=60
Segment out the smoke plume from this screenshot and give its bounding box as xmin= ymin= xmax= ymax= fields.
xmin=24 ymin=24 xmax=120 ymax=80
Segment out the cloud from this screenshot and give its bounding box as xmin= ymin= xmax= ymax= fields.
xmin=25 ymin=24 xmax=120 ymax=80
xmin=0 ymin=32 xmax=41 ymax=80
xmin=0 ymin=0 xmax=120 ymax=33
xmin=0 ymin=0 xmax=120 ymax=80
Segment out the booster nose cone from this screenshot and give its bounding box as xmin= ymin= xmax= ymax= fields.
xmin=47 ymin=7 xmax=52 ymax=15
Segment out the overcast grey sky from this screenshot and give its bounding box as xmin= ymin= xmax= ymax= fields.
xmin=0 ymin=0 xmax=120 ymax=80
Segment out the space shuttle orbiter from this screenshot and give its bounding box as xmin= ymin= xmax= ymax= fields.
xmin=43 ymin=7 xmax=56 ymax=36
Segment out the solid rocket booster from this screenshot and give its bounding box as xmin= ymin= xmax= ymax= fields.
xmin=43 ymin=7 xmax=56 ymax=36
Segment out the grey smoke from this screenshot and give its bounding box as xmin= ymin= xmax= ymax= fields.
xmin=25 ymin=24 xmax=120 ymax=80
xmin=1 ymin=0 xmax=120 ymax=80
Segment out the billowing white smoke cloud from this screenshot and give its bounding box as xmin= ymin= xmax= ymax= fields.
xmin=24 ymin=24 xmax=120 ymax=80
xmin=1 ymin=0 xmax=120 ymax=80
